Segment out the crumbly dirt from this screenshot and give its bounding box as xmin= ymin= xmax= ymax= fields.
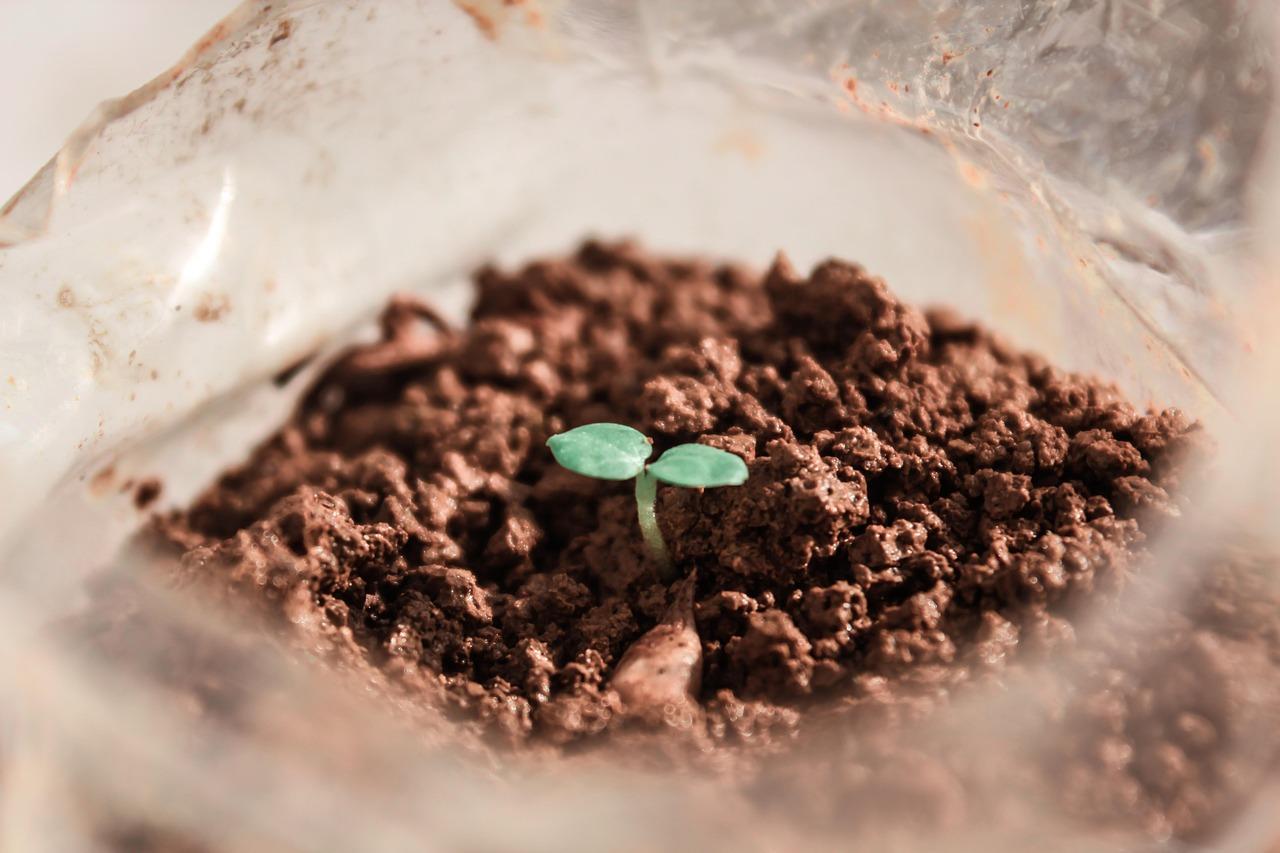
xmin=132 ymin=241 xmax=1279 ymax=843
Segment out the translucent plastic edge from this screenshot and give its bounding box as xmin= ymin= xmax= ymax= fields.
xmin=0 ymin=0 xmax=269 ymax=247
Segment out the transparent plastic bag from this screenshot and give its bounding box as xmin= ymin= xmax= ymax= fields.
xmin=1 ymin=0 xmax=1276 ymax=849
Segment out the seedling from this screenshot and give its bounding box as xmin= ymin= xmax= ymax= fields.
xmin=547 ymin=423 xmax=748 ymax=579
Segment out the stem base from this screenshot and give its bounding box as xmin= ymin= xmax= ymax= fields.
xmin=635 ymin=469 xmax=674 ymax=580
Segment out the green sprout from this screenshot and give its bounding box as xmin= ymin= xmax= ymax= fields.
xmin=547 ymin=423 xmax=748 ymax=579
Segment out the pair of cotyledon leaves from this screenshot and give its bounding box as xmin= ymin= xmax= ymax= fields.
xmin=546 ymin=423 xmax=748 ymax=488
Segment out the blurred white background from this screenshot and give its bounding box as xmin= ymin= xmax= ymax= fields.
xmin=0 ymin=0 xmax=235 ymax=200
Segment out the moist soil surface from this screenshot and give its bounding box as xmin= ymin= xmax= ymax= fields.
xmin=148 ymin=241 xmax=1280 ymax=843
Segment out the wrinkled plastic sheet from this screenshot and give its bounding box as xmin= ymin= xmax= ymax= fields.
xmin=1 ymin=1 xmax=1277 ymax=849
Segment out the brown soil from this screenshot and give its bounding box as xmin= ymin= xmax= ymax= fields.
xmin=138 ymin=241 xmax=1279 ymax=843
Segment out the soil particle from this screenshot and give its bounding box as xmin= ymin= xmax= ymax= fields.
xmin=130 ymin=241 xmax=1278 ymax=843
xmin=134 ymin=478 xmax=163 ymax=509
xmin=456 ymin=1 xmax=497 ymax=40
xmin=268 ymin=18 xmax=292 ymax=47
xmin=194 ymin=293 xmax=231 ymax=322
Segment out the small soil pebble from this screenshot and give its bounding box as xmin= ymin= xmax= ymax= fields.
xmin=123 ymin=241 xmax=1277 ymax=844
xmin=133 ymin=478 xmax=163 ymax=510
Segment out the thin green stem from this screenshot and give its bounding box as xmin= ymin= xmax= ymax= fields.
xmin=635 ymin=468 xmax=674 ymax=580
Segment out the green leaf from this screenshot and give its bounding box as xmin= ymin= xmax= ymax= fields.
xmin=647 ymin=444 xmax=749 ymax=488
xmin=547 ymin=423 xmax=652 ymax=481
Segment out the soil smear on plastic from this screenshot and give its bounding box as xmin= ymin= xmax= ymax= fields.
xmin=98 ymin=242 xmax=1279 ymax=844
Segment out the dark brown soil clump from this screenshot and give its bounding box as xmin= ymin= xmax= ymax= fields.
xmin=145 ymin=241 xmax=1279 ymax=842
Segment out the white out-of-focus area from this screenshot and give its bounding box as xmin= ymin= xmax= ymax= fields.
xmin=0 ymin=0 xmax=235 ymax=200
